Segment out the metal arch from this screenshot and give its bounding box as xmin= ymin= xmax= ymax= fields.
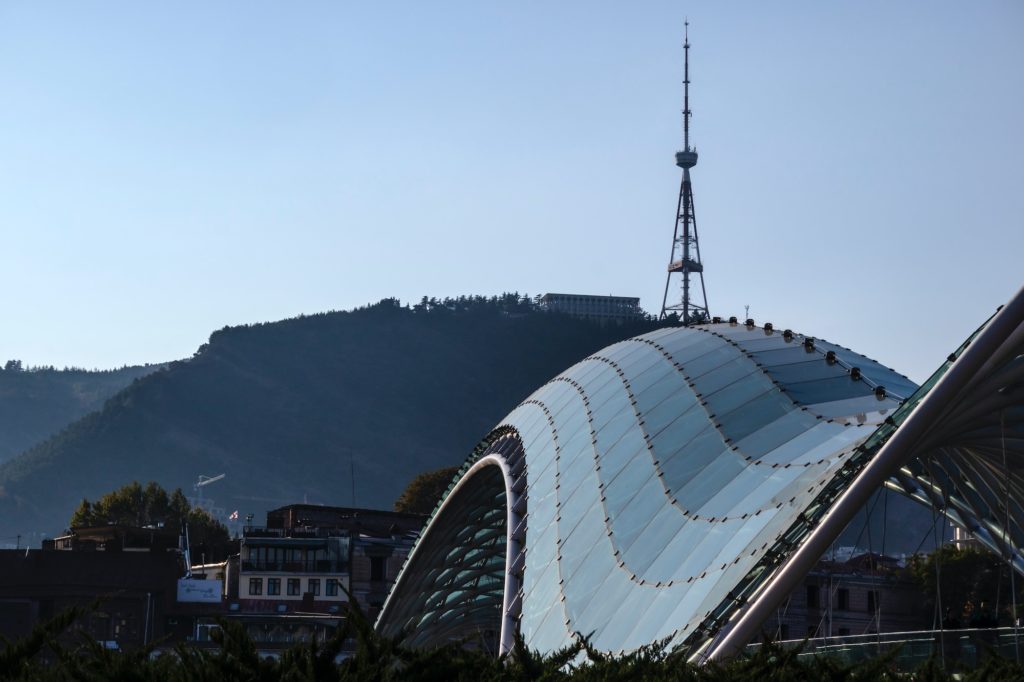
xmin=705 ymin=284 xmax=1024 ymax=662
xmin=377 ymin=461 xmax=507 ymax=649
xmin=375 ymin=434 xmax=527 ymax=656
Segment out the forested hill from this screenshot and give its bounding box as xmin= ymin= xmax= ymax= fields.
xmin=0 ymin=295 xmax=666 ymax=538
xmin=0 ymin=362 xmax=162 ymax=464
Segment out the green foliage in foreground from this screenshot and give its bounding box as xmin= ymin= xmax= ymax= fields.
xmin=5 ymin=602 xmax=1024 ymax=681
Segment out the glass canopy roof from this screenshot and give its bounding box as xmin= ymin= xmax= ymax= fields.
xmin=378 ymin=293 xmax=1024 ymax=660
xmin=503 ymin=323 xmax=911 ymax=655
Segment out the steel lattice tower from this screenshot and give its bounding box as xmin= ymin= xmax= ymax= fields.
xmin=660 ymin=22 xmax=709 ymax=324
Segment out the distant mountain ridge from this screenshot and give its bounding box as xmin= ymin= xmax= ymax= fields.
xmin=0 ymin=295 xmax=666 ymax=538
xmin=0 ymin=363 xmax=163 ymax=464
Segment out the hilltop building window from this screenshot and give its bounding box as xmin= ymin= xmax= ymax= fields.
xmin=268 ymin=578 xmax=281 ymax=596
xmin=371 ymin=556 xmax=386 ymax=582
xmin=326 ymin=579 xmax=340 ymax=597
xmin=806 ymin=584 xmax=819 ymax=609
xmin=308 ymin=579 xmax=321 ymax=596
xmin=287 ymin=578 xmax=301 ymax=596
xmin=248 ymin=578 xmax=262 ymax=596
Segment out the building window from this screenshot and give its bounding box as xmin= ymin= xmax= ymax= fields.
xmin=248 ymin=578 xmax=263 ymax=596
xmin=778 ymin=624 xmax=789 ymax=641
xmin=267 ymin=578 xmax=281 ymax=596
xmin=308 ymin=579 xmax=321 ymax=596
xmin=287 ymin=578 xmax=301 ymax=596
xmin=837 ymin=588 xmax=849 ymax=611
xmin=867 ymin=590 xmax=879 ymax=613
xmin=806 ymin=584 xmax=819 ymax=608
xmin=326 ymin=579 xmax=340 ymax=597
xmin=370 ymin=556 xmax=386 ymax=582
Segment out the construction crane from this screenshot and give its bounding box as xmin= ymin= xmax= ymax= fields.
xmin=193 ymin=473 xmax=225 ymax=511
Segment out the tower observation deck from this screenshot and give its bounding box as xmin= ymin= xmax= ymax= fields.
xmin=660 ymin=22 xmax=710 ymax=324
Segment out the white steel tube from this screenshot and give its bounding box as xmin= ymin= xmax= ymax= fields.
xmin=704 ymin=284 xmax=1024 ymax=662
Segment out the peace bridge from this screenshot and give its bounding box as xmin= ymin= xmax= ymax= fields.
xmin=377 ymin=285 xmax=1024 ymax=664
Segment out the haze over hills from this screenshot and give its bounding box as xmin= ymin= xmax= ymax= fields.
xmin=0 ymin=295 xmax=666 ymax=539
xmin=0 ymin=362 xmax=162 ymax=464
xmin=0 ymin=294 xmax=944 ymax=556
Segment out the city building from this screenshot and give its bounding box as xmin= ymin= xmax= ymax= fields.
xmin=0 ymin=504 xmax=425 ymax=655
xmin=0 ymin=546 xmax=191 ymax=649
xmin=49 ymin=524 xmax=181 ymax=552
xmin=761 ymin=553 xmax=928 ymax=641
xmin=376 ymin=286 xmax=1024 ymax=662
xmin=537 ymin=293 xmax=643 ymax=322
xmin=236 ymin=505 xmax=423 ymax=620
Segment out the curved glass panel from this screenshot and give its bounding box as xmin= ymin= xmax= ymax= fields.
xmin=381 ymin=317 xmax=1024 ymax=661
xmin=499 ymin=324 xmax=916 ymax=654
xmin=377 ymin=463 xmax=507 ymax=653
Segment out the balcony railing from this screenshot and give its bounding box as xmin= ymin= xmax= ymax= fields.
xmin=241 ymin=560 xmax=347 ymax=574
xmin=242 ymin=526 xmax=349 ymax=539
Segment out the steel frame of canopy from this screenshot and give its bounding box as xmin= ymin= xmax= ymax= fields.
xmin=378 ymin=285 xmax=1024 ymax=663
xmin=376 ymin=432 xmax=527 ymax=655
xmin=705 ymin=284 xmax=1024 ymax=661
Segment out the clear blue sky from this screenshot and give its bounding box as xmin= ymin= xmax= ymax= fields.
xmin=0 ymin=2 xmax=1020 ymax=383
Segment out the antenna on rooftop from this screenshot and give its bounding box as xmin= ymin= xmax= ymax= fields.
xmin=350 ymin=451 xmax=357 ymax=508
xmin=660 ymin=20 xmax=710 ymax=325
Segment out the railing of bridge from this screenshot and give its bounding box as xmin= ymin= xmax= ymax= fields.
xmin=745 ymin=627 xmax=1024 ymax=671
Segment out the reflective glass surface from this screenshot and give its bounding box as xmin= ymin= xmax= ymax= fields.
xmin=380 ymin=322 xmax=927 ymax=659
xmin=502 ymin=327 xmax=906 ymax=653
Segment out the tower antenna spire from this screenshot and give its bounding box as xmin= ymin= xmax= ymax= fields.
xmin=660 ymin=22 xmax=710 ymax=325
xmin=683 ymin=19 xmax=690 ymax=151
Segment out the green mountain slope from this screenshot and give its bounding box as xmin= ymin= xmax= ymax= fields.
xmin=0 ymin=363 xmax=162 ymax=464
xmin=0 ymin=296 xmax=665 ymax=538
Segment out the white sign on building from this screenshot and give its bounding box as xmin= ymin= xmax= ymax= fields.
xmin=177 ymin=578 xmax=223 ymax=603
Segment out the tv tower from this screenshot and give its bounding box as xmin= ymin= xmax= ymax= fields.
xmin=660 ymin=22 xmax=710 ymax=324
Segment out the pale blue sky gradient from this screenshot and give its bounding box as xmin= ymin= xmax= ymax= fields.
xmin=0 ymin=2 xmax=1021 ymax=382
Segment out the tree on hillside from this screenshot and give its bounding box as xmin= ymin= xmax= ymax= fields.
xmin=70 ymin=480 xmax=230 ymax=550
xmin=394 ymin=466 xmax=460 ymax=515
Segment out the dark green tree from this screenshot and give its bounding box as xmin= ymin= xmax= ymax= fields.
xmin=394 ymin=466 xmax=460 ymax=515
xmin=909 ymin=545 xmax=1022 ymax=625
xmin=70 ymin=480 xmax=229 ymax=549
